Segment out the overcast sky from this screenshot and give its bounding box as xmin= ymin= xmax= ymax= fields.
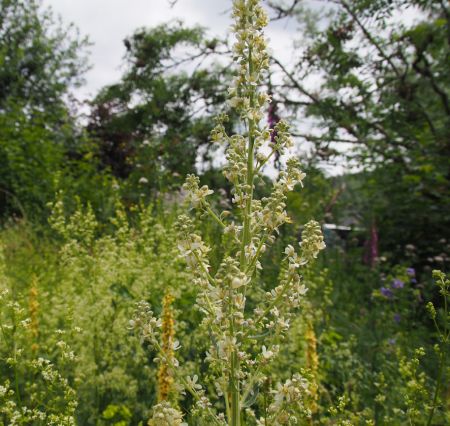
xmin=44 ymin=0 xmax=299 ymax=100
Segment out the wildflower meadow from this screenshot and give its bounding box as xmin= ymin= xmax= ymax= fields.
xmin=0 ymin=0 xmax=449 ymax=425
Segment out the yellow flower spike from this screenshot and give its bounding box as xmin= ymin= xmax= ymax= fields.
xmin=157 ymin=292 xmax=176 ymax=403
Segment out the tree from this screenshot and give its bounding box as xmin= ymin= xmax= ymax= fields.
xmin=0 ymin=0 xmax=91 ymax=219
xmin=269 ymin=0 xmax=450 ymax=263
xmin=88 ymin=22 xmax=233 ymax=201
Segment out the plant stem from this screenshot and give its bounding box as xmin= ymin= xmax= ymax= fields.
xmin=229 ymin=262 xmax=240 ymax=426
xmin=230 ymin=20 xmax=257 ymax=422
xmin=426 ymin=349 xmax=446 ymax=426
xmin=204 ymin=204 xmax=226 ymax=228
xmin=426 ymin=280 xmax=448 ymax=426
xmin=245 ymin=232 xmax=268 ymax=276
xmin=230 ymin=349 xmax=240 ymax=426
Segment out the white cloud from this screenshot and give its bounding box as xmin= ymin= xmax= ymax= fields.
xmin=44 ymin=1 xmax=233 ymax=98
xmin=44 ymin=0 xmax=298 ymax=99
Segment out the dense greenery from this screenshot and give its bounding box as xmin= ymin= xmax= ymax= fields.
xmin=88 ymin=22 xmax=233 ymax=201
xmin=0 ymin=0 xmax=448 ymax=424
xmin=270 ymin=0 xmax=450 ymax=263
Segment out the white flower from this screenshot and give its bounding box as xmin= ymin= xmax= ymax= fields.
xmin=138 ymin=177 xmax=149 ymax=184
xmin=284 ymin=244 xmax=295 ymax=258
xmin=183 ymin=175 xmax=214 ymax=207
xmin=262 ymin=345 xmax=275 ymax=360
xmin=148 ymin=402 xmax=186 ymax=426
xmin=186 ymin=374 xmax=202 ymax=390
xmin=232 ymin=276 xmax=246 ymax=289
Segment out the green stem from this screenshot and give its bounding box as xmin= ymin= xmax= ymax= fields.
xmin=235 ymin=46 xmax=256 ymax=425
xmin=192 ymin=250 xmax=217 ymax=287
xmin=224 ymin=384 xmax=231 ymax=422
xmin=245 ymin=232 xmax=268 ymax=276
xmin=231 ymin=30 xmax=257 ymax=426
xmin=228 ymin=263 xmax=240 ymax=426
xmin=240 ymin=128 xmax=255 ymax=270
xmin=426 ymin=280 xmax=448 ymax=426
xmin=240 ymin=40 xmax=256 ymax=270
xmin=242 ymin=275 xmax=293 ymax=340
xmin=204 ymin=204 xmax=226 ymax=228
xmin=255 ymin=146 xmax=277 ymax=174
xmin=230 ymin=350 xmax=240 ymax=426
xmin=426 ymin=349 xmax=446 ymax=426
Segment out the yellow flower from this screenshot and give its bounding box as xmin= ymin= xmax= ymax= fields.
xmin=158 ymin=293 xmax=176 ymax=403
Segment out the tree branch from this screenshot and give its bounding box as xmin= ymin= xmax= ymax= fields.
xmin=267 ymin=0 xmax=302 ymax=21
xmin=339 ymin=0 xmax=402 ymax=78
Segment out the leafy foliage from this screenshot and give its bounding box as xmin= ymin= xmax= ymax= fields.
xmin=0 ymin=0 xmax=90 ymax=217
xmin=271 ymin=0 xmax=450 ymax=262
xmin=88 ymin=22 xmax=233 ymax=201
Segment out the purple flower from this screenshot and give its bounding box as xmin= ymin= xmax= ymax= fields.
xmin=380 ymin=287 xmax=394 ymax=298
xmin=406 ymin=267 xmax=415 ymax=277
xmin=393 ymin=313 xmax=401 ymax=323
xmin=392 ymin=278 xmax=404 ymax=289
xmin=411 ymin=278 xmax=417 ymax=284
xmin=388 ymin=338 xmax=396 ymax=345
xmin=267 ymin=102 xmax=280 ymax=143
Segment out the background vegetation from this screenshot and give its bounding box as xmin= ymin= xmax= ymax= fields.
xmin=0 ymin=0 xmax=448 ymax=424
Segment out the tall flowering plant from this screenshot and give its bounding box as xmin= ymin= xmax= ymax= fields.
xmin=132 ymin=1 xmax=325 ymax=424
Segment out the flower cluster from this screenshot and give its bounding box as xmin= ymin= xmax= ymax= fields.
xmin=377 ymin=266 xmax=418 ymax=300
xmin=300 ymin=220 xmax=327 ymax=263
xmin=148 ymin=401 xmax=187 ymax=426
xmin=129 ymin=301 xmax=162 ymax=344
xmin=229 ymin=0 xmax=269 ymax=119
xmin=176 ymin=214 xmax=211 ymax=268
xmin=0 ymin=276 xmax=77 ymax=426
xmin=135 ymin=1 xmax=326 ymax=424
xmin=183 ymin=174 xmax=214 ymax=208
xmin=267 ymin=373 xmax=312 ymax=422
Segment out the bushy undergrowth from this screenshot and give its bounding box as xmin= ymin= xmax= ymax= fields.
xmin=0 ymin=199 xmax=193 ymax=425
xmin=0 ymin=201 xmax=448 ymax=425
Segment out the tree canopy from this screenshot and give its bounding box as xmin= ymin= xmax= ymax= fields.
xmin=0 ymin=0 xmax=91 ymax=218
xmin=88 ymin=22 xmax=233 ymax=200
xmin=270 ymin=0 xmax=450 ymax=261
